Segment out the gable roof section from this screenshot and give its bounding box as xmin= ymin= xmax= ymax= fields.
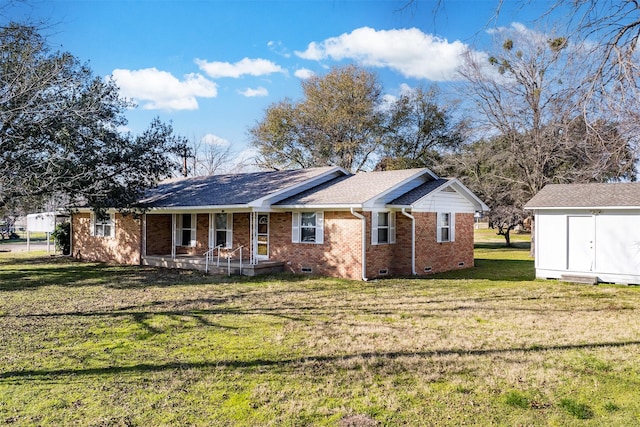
xmin=388 ymin=178 xmax=450 ymax=206
xmin=139 ymin=166 xmax=346 ymax=209
xmin=275 ymin=168 xmax=438 ymax=209
xmin=525 ymin=183 xmax=640 ymax=210
xmin=388 ymin=178 xmax=489 ymax=212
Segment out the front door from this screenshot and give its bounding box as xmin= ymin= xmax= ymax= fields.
xmin=256 ymin=213 xmax=269 ymax=259
xmin=567 ymin=216 xmax=594 ymax=272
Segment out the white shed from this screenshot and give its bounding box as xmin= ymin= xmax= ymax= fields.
xmin=525 ymin=183 xmax=640 ymax=285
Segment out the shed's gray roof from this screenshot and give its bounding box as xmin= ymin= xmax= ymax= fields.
xmin=275 ymin=168 xmax=429 ymax=206
xmin=140 ymin=166 xmax=341 ymax=208
xmin=388 ymin=179 xmax=450 ymax=206
xmin=525 ymin=183 xmax=640 ymax=209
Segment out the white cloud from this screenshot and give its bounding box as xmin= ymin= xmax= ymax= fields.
xmin=294 ymin=68 xmax=315 ymax=79
xmin=195 ymin=57 xmax=286 ymax=78
xmin=268 ymin=40 xmax=291 ymax=58
xmin=111 ymin=68 xmax=217 ymax=111
xmin=398 ymin=83 xmax=414 ymax=96
xmin=295 ymin=26 xmax=471 ymax=81
xmin=201 ymin=134 xmax=230 ymax=147
xmin=239 ymin=86 xmax=269 ymax=97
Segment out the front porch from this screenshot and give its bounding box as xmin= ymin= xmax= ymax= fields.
xmin=143 ymin=212 xmax=280 ymax=276
xmin=142 ymin=254 xmax=285 ymax=276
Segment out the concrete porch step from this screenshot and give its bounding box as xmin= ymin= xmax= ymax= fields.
xmin=142 ymin=255 xmax=284 ymax=277
xmin=560 ymin=274 xmax=599 ymax=285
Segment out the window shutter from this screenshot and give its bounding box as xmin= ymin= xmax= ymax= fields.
xmin=110 ymin=214 xmax=115 ymax=238
xmin=315 ymin=211 xmax=324 ymax=244
xmin=371 ymin=211 xmax=379 ymax=245
xmin=389 ymin=211 xmax=396 ymax=244
xmin=226 ymin=213 xmax=233 ymax=248
xmin=291 ymin=212 xmax=300 ymax=243
xmin=436 ymin=212 xmax=442 ymax=243
xmin=90 ymin=212 xmax=95 ymax=236
xmin=190 ymin=214 xmax=197 ymax=247
xmin=450 ymin=213 xmax=456 ymax=242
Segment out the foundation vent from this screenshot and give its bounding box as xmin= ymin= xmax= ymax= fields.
xmin=301 ymin=267 xmax=313 ymax=274
xmin=458 ymin=262 xmax=465 ymax=267
xmin=379 ymin=269 xmax=389 ymax=275
xmin=424 ymin=267 xmax=433 ymax=273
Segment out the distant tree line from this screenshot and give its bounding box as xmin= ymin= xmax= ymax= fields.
xmin=250 ymin=29 xmax=638 ymax=246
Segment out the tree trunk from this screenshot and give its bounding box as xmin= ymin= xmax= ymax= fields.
xmin=529 ymin=217 xmax=535 ymax=257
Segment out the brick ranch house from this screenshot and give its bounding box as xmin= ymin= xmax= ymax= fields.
xmin=71 ymin=166 xmax=488 ymax=280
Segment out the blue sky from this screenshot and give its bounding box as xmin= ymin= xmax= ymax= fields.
xmin=7 ymin=0 xmax=560 ymax=168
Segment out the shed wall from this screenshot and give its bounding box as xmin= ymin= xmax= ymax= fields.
xmin=534 ymin=209 xmax=640 ymax=284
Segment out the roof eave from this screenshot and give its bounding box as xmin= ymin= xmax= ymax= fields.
xmin=525 ymin=205 xmax=640 ymax=210
xmin=141 ymin=205 xmax=252 ymax=212
xmin=274 ymin=203 xmax=363 ymax=210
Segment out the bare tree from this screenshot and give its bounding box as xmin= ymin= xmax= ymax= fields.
xmin=452 ymin=25 xmax=637 ymax=247
xmin=174 ymin=135 xmax=233 ymax=177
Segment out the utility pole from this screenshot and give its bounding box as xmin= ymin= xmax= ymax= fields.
xmin=182 ymin=147 xmax=189 ymax=177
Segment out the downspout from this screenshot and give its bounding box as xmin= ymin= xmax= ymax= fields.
xmin=350 ymin=207 xmax=368 ymax=281
xmin=401 ymin=208 xmax=416 ymax=275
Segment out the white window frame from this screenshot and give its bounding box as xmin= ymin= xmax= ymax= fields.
xmin=210 ymin=213 xmax=233 ymax=249
xmin=177 ymin=213 xmax=197 ymax=247
xmin=437 ymin=212 xmax=455 ymax=243
xmin=292 ymin=211 xmax=324 ymax=244
xmin=91 ymin=212 xmax=115 ymax=238
xmin=372 ymin=210 xmax=396 ymax=245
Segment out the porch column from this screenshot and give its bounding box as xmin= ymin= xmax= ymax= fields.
xmin=249 ymin=211 xmax=258 ymax=265
xmin=171 ymin=213 xmax=176 ymax=260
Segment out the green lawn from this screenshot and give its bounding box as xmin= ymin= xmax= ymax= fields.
xmin=1 ymin=231 xmax=639 ymax=426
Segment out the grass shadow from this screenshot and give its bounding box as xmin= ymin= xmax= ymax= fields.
xmin=2 ymin=340 xmax=639 ymax=381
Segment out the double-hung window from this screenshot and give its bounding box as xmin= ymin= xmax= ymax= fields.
xmin=92 ymin=212 xmax=114 ymax=237
xmin=177 ymin=213 xmax=196 ymax=247
xmin=292 ymin=212 xmax=324 ymax=244
xmin=211 ymin=213 xmax=233 ymax=249
xmin=437 ymin=212 xmax=455 ymax=242
xmin=372 ymin=211 xmax=396 ymax=245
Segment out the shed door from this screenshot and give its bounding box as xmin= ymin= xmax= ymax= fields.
xmin=567 ymin=216 xmax=594 ymax=272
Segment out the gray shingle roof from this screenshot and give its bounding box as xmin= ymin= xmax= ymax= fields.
xmin=388 ymin=179 xmax=450 ymax=206
xmin=140 ymin=167 xmax=340 ymax=208
xmin=275 ymin=168 xmax=429 ymax=206
xmin=525 ymin=183 xmax=640 ymax=209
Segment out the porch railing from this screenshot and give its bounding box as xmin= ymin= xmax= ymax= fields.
xmin=226 ymin=245 xmax=243 ymax=276
xmin=204 ymin=245 xmax=244 ymax=276
xmin=204 ymin=244 xmax=223 ymax=273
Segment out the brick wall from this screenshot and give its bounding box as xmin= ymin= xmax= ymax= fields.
xmin=264 ymin=210 xmax=475 ymax=280
xmin=414 ymin=212 xmax=474 ymax=275
xmin=146 ymin=214 xmax=172 ymax=255
xmin=72 ymin=212 xmax=141 ymax=264
xmin=270 ymin=211 xmax=364 ymax=280
xmin=233 ymin=213 xmax=251 ymax=260
xmin=73 ymin=209 xmax=475 ymax=278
